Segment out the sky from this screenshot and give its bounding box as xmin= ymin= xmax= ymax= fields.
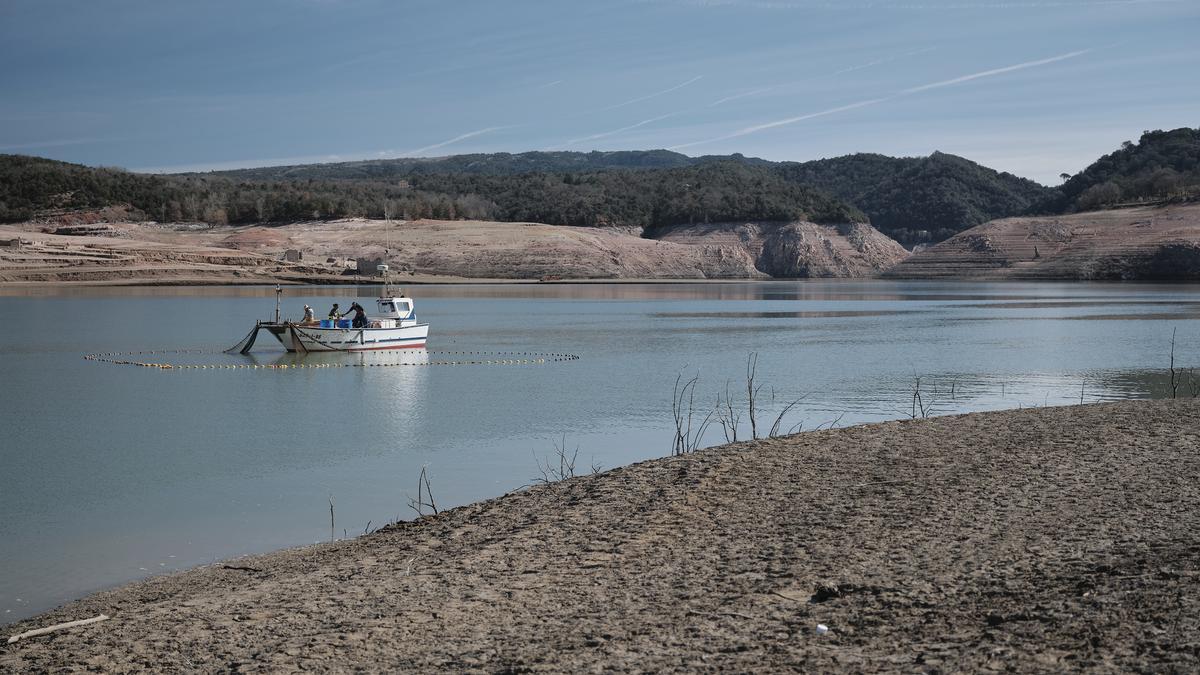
xmin=0 ymin=0 xmax=1196 ymax=185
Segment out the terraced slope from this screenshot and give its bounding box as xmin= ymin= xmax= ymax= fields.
xmin=885 ymin=203 xmax=1200 ymax=280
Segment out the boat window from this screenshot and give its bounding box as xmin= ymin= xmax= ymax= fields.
xmin=380 ymin=302 xmax=395 ymax=312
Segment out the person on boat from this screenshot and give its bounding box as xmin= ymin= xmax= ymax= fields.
xmin=347 ymin=302 xmax=368 ymax=328
xmin=328 ymin=303 xmax=341 ymax=320
xmin=302 ymin=304 xmax=315 ymax=324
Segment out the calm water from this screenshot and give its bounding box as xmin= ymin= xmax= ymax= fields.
xmin=2 ymin=280 xmax=1199 ymax=624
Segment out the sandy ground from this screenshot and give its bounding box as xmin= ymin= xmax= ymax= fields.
xmin=0 ymin=217 xmax=905 ymax=285
xmin=887 ymin=203 xmax=1200 ymax=280
xmin=2 ymin=399 xmax=1198 ymax=672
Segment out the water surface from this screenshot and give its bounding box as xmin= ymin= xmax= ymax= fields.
xmin=2 ymin=280 xmax=1198 ymax=623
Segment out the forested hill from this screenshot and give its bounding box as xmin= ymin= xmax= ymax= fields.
xmin=0 ymin=155 xmax=863 ymax=228
xmin=7 ymin=129 xmax=1196 ymax=243
xmin=774 ymin=152 xmax=1052 ymax=246
xmin=210 ymin=148 xmax=1055 ymax=246
xmin=209 ymin=150 xmax=699 ymax=181
xmin=1038 ymin=127 xmax=1200 ymax=213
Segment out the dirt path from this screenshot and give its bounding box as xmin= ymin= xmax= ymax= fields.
xmin=3 ymin=400 xmax=1199 ymax=672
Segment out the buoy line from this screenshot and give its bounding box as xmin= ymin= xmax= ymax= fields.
xmin=83 ymin=349 xmax=580 ymax=371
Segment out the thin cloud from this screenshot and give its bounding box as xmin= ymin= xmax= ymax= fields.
xmin=565 ymin=112 xmax=685 ymax=147
xmin=671 ymin=47 xmax=1093 ymax=150
xmin=708 ymin=85 xmax=777 ymax=107
xmin=564 ymin=46 xmax=931 ymax=149
xmin=537 ymin=79 xmax=564 ymax=89
xmin=599 ymin=75 xmax=703 ymax=112
xmin=901 ymin=48 xmax=1090 ymax=93
xmin=707 ymin=46 xmax=934 ymax=108
xmin=400 ymin=126 xmax=515 ymax=156
xmin=831 ymin=46 xmax=937 ymax=76
xmin=671 ymin=98 xmax=889 ymax=150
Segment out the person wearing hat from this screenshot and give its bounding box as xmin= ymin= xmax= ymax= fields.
xmin=302 ymin=304 xmax=315 ymax=324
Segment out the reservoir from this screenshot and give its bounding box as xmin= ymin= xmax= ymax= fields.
xmin=2 ymin=280 xmax=1198 ymax=624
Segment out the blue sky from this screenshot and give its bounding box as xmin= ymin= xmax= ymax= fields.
xmin=1 ymin=0 xmax=1196 ymax=184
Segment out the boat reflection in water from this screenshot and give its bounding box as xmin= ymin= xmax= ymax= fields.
xmin=250 ymin=348 xmax=432 ymax=369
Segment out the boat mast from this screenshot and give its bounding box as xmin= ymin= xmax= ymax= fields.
xmin=381 ymin=208 xmax=391 ymax=298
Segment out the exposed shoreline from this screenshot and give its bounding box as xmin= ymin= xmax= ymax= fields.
xmin=3 ymin=399 xmax=1198 ymax=671
xmin=5 ymin=203 xmax=1200 ymax=286
xmin=0 ymin=217 xmax=903 ymax=286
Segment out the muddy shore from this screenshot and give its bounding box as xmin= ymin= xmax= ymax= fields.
xmin=2 ymin=400 xmax=1199 ymax=671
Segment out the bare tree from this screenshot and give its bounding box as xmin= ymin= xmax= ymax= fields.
xmin=1169 ymin=327 xmax=1179 ymax=399
xmin=533 ymin=436 xmax=581 ymax=484
xmin=672 ymin=372 xmax=715 ymax=455
xmin=746 ymin=353 xmax=764 ymax=439
xmin=407 ymin=465 xmax=439 ymax=517
xmin=715 ymin=379 xmax=741 ymax=443
xmin=910 ymin=376 xmax=936 ymax=419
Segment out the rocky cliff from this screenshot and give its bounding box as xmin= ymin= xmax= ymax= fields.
xmin=655 ymin=221 xmax=910 ymax=278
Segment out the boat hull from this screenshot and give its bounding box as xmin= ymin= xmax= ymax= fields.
xmin=264 ymin=323 xmax=429 ymax=352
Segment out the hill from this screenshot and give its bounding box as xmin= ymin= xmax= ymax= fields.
xmin=774 ymin=152 xmax=1053 ymax=247
xmin=210 ymin=149 xmax=1055 ymax=247
xmin=884 ymin=202 xmax=1200 ymax=280
xmin=1039 ymin=127 xmax=1200 ymax=213
xmin=14 ymin=127 xmax=1199 ymax=251
xmin=0 ymin=156 xmax=864 ymax=230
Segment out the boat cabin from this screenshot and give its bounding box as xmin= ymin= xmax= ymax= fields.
xmin=374 ymin=296 xmax=417 ymax=327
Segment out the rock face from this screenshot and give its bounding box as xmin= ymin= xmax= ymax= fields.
xmin=655 ymin=221 xmax=910 ymax=278
xmin=885 ymin=203 xmax=1200 ymax=280
xmin=0 ymin=218 xmax=910 ymax=284
xmin=291 ymin=219 xmax=907 ymax=280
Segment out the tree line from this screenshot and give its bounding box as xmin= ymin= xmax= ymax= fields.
xmin=0 ymin=156 xmax=863 ymax=228
xmin=4 ymin=128 xmax=1196 ymax=244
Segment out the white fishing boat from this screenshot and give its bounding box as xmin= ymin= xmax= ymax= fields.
xmin=233 ymin=265 xmax=429 ymax=353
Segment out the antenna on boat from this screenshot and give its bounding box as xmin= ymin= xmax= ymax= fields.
xmin=382 ymin=205 xmax=392 ymax=298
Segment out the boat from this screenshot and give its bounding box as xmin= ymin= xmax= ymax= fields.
xmin=233 ymin=265 xmax=429 ymax=353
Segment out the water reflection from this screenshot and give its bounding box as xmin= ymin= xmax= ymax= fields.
xmin=653 ymin=309 xmax=919 ymax=319
xmin=2 ymin=279 xmax=1199 ymax=625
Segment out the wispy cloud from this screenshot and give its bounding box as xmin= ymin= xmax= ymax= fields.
xmin=900 ymin=48 xmax=1089 ymax=93
xmin=537 ymin=79 xmax=564 ymax=89
xmin=831 ymin=46 xmax=937 ymax=76
xmin=400 ymin=126 xmax=516 ymax=156
xmin=598 ymin=75 xmax=703 ymax=112
xmin=564 ymin=112 xmax=685 ymax=147
xmin=706 ymin=46 xmax=934 ymax=109
xmin=670 ymin=47 xmax=1093 ymax=151
xmin=671 ymin=98 xmax=889 ymax=149
xmin=707 ymin=85 xmax=777 ymax=107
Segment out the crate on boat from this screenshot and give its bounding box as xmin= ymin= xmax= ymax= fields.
xmin=320 ymin=319 xmax=333 ymax=328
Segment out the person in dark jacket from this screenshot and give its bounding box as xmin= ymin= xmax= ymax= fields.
xmin=328 ymin=303 xmax=341 ymax=320
xmin=347 ymin=302 xmax=368 ymax=328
